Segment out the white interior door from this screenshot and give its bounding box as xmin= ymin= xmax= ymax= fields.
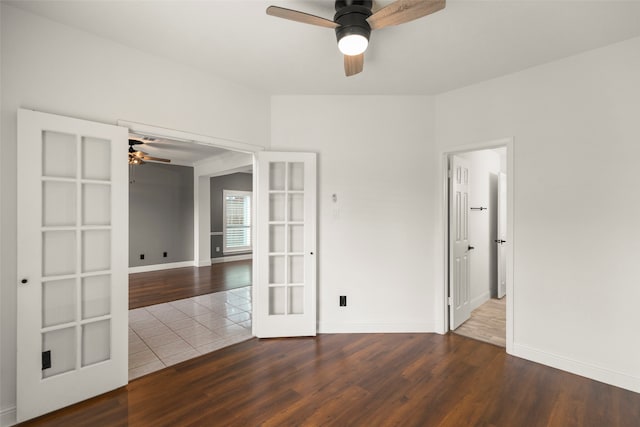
xmin=16 ymin=109 xmax=128 ymax=422
xmin=496 ymin=172 xmax=507 ymax=298
xmin=450 ymin=155 xmax=472 ymax=330
xmin=255 ymin=152 xmax=316 ymax=338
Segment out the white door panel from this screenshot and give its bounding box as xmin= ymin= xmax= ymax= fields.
xmin=497 ymin=172 xmax=507 ymax=299
xmin=255 ymin=152 xmax=316 ymax=338
xmin=450 ymin=155 xmax=472 ymax=330
xmin=17 ymin=109 xmax=128 ymax=422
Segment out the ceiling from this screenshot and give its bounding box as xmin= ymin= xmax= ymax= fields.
xmin=129 ymin=133 xmax=232 ymax=166
xmin=9 ymin=0 xmax=640 ymax=95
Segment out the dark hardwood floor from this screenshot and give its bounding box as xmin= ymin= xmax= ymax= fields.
xmin=20 ymin=333 xmax=640 ymax=427
xmin=129 ymin=260 xmax=252 ymax=309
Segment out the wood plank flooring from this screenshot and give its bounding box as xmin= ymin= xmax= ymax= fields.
xmin=129 ymin=260 xmax=252 ymax=309
xmin=19 ymin=333 xmax=640 ymax=427
xmin=454 ymin=297 xmax=506 ymax=347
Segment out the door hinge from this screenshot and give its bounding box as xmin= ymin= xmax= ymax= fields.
xmin=448 ymin=296 xmax=453 ymax=306
xmin=447 ymin=169 xmax=452 ymax=179
xmin=42 ymin=350 xmax=51 ymax=370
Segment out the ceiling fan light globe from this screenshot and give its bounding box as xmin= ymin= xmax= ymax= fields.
xmin=338 ymin=34 xmax=368 ymax=56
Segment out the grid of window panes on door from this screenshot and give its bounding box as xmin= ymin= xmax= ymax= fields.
xmin=268 ymin=161 xmax=305 ymax=316
xmin=40 ymin=131 xmax=113 ymax=379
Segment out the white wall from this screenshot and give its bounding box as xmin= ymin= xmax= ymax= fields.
xmin=435 ymin=36 xmax=640 ymax=392
xmin=271 ymin=96 xmax=438 ymax=333
xmin=0 ymin=5 xmax=269 ymax=422
xmin=459 ymin=149 xmax=502 ymax=309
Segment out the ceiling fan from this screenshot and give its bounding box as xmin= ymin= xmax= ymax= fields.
xmin=128 ymin=138 xmax=171 ymax=165
xmin=266 ymin=0 xmax=446 ymax=76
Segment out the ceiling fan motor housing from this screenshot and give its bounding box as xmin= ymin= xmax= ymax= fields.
xmin=334 ymin=0 xmax=373 ymax=45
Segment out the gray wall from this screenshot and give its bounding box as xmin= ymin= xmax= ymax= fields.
xmin=129 ymin=163 xmax=194 ymax=267
xmin=210 ymin=172 xmax=252 ymax=258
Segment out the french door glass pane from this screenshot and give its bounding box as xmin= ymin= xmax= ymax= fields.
xmin=43 ymin=231 xmax=76 ymax=277
xmin=42 ymin=327 xmax=76 ymax=379
xmin=288 ymin=162 xmax=304 ymax=191
xmin=269 ymin=256 xmax=285 ymax=284
xmin=288 ymin=193 xmax=304 ymax=222
xmin=269 ymin=287 xmax=285 ymax=315
xmin=42 ymin=279 xmax=76 ymax=328
xmin=83 ymin=184 xmax=111 ymax=226
xmin=288 ymin=225 xmax=303 ymax=253
xmin=288 ymin=255 xmax=304 ymax=284
xmin=269 ymin=225 xmax=285 ymax=253
xmin=43 ymin=181 xmax=76 ymax=227
xmin=42 ymin=131 xmax=76 ymax=178
xmin=82 ymin=230 xmax=111 ymax=272
xmin=269 ymin=193 xmax=285 ymax=221
xmin=82 ymin=137 xmax=111 ymax=180
xmin=82 ymin=320 xmax=111 ymax=367
xmin=82 ymin=275 xmax=111 ymax=319
xmin=269 ymin=162 xmax=285 ymax=191
xmin=288 ymin=286 xmax=304 ymax=315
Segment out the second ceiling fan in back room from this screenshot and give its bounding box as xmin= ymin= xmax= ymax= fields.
xmin=266 ymin=0 xmax=446 ymax=76
xmin=128 ymin=138 xmax=171 ymax=165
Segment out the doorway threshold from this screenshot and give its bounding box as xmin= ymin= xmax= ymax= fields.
xmin=453 ymin=297 xmax=506 ymax=348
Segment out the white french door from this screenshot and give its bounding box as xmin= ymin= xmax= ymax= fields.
xmin=449 ymin=155 xmax=472 ymax=330
xmin=254 ymin=152 xmax=316 ymax=338
xmin=16 ymin=109 xmax=128 ymax=422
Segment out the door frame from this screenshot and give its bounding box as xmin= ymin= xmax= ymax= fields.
xmin=117 ymin=120 xmax=264 ymax=336
xmin=440 ymin=137 xmax=515 ymax=354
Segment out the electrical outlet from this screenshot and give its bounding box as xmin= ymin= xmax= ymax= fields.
xmin=339 ymin=296 xmax=347 ymax=307
xmin=163 ymin=251 xmax=167 ymax=257
xmin=140 ymin=254 xmax=144 ymax=260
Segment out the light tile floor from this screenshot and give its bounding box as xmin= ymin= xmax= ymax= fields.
xmin=128 ymin=286 xmax=253 ymax=380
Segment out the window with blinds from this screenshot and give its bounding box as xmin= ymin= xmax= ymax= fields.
xmin=223 ymin=190 xmax=252 ymax=253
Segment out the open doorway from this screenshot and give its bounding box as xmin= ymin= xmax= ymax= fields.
xmin=444 ymin=139 xmax=513 ymax=350
xmin=121 ymin=124 xmax=258 ymax=380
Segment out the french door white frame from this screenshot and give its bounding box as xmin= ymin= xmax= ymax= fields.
xmin=440 ymin=137 xmax=515 ymax=354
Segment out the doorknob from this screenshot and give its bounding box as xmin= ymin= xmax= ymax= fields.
xmin=467 ymin=245 xmax=475 ymax=251
xmin=20 ymin=278 xmax=28 ymax=284
xmin=494 ymin=239 xmax=506 ymax=244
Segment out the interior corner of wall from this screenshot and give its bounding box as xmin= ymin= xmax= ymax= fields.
xmin=0 ymin=406 xmax=17 ymax=427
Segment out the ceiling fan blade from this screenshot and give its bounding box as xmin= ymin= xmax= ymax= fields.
xmin=141 ymin=155 xmax=171 ymax=163
xmin=267 ymin=6 xmax=339 ymax=29
xmin=367 ymin=0 xmax=445 ymax=30
xmin=344 ymin=54 xmax=364 ymax=77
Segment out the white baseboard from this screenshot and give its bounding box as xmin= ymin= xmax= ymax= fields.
xmin=512 ymin=343 xmax=640 ymax=394
xmin=197 ymin=259 xmax=212 ymax=267
xmin=470 ymin=291 xmax=490 ymax=311
xmin=211 ymin=254 xmax=252 ymax=264
xmin=318 ymin=322 xmax=436 ymax=334
xmin=1 ymin=406 xmax=16 ymax=427
xmin=128 ymin=260 xmax=194 ymax=274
